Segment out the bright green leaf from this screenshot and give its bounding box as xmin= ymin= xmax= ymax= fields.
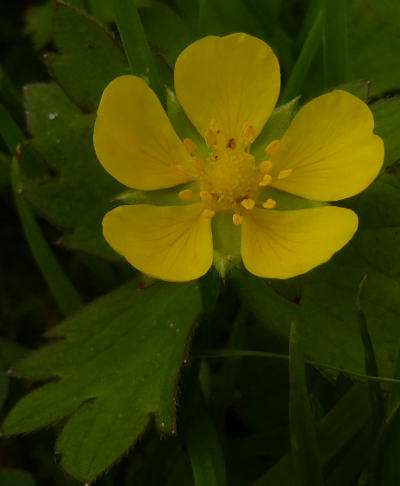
xmin=3 ymin=279 xmax=202 ymax=482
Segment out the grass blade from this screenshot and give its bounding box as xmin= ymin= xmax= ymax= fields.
xmin=323 ymin=0 xmax=349 ymax=89
xmin=281 ymin=6 xmax=323 ymax=103
xmin=11 ymin=159 xmax=83 ymax=316
xmin=289 ymin=320 xmax=324 ymax=486
xmin=113 ymin=0 xmax=165 ymax=105
xmin=186 ymin=413 xmax=227 ymax=486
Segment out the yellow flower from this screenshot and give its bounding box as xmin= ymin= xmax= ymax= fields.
xmin=94 ymin=33 xmax=384 ymax=282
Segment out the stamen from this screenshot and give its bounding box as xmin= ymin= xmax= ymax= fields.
xmin=259 ymin=160 xmax=273 ymax=173
xmin=242 ymin=123 xmax=256 ymax=144
xmin=262 ymin=198 xmax=276 ymax=209
xmin=233 ymin=213 xmax=244 ymax=226
xmin=241 ymin=198 xmax=255 ymax=210
xmin=210 ymin=119 xmax=221 ymax=133
xmin=183 ymin=138 xmax=197 ymax=154
xmin=205 ymin=129 xmax=217 ymax=148
xmin=265 ymin=139 xmax=280 ymax=157
xmin=200 ymin=191 xmax=214 ymax=202
xmin=202 ymin=209 xmax=215 ymax=218
xmin=277 ymin=169 xmax=292 ymax=179
xmin=192 ymin=156 xmax=204 ymax=172
xmin=179 ymin=189 xmax=193 ymax=201
xmin=259 ymin=174 xmax=272 ymax=187
xmin=226 ymin=138 xmax=236 ymax=149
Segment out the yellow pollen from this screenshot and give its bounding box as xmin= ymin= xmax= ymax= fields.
xmin=200 ymin=190 xmax=214 ymax=202
xmin=183 ymin=138 xmax=197 ymax=154
xmin=241 ymin=123 xmax=256 ymax=144
xmin=202 ymin=208 xmax=215 ymax=218
xmin=192 ymin=156 xmax=204 ymax=172
xmin=171 ymin=164 xmax=187 ymax=178
xmin=259 ymin=174 xmax=272 ymax=187
xmin=205 ymin=129 xmax=217 ymax=147
xmin=265 ymin=139 xmax=280 ymax=157
xmin=233 ymin=213 xmax=244 ymax=226
xmin=277 ymin=169 xmax=293 ymax=179
xmin=178 ymin=189 xmax=193 ymax=201
xmin=263 ymin=198 xmax=276 ymax=209
xmin=259 ymin=160 xmax=273 ymax=173
xmin=241 ymin=198 xmax=255 ymax=210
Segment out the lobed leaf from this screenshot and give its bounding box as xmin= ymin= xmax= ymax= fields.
xmin=3 ymin=279 xmax=203 ymax=482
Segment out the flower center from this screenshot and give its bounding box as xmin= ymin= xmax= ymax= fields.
xmin=174 ymin=121 xmax=293 ymax=226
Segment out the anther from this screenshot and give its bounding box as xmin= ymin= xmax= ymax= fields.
xmin=226 ymin=138 xmax=236 ymax=149
xmin=242 ymin=123 xmax=256 ymax=144
xmin=200 ymin=191 xmax=214 ymax=202
xmin=192 ymin=156 xmax=204 ymax=172
xmin=241 ymin=198 xmax=255 ymax=210
xmin=259 ymin=174 xmax=272 ymax=187
xmin=205 ymin=129 xmax=217 ymax=148
xmin=277 ymin=169 xmax=292 ymax=179
xmin=259 ymin=160 xmax=273 ymax=173
xmin=265 ymin=139 xmax=280 ymax=157
xmin=179 ymin=189 xmax=193 ymax=201
xmin=210 ymin=119 xmax=221 ymax=134
xmin=233 ymin=213 xmax=244 ymax=226
xmin=183 ymin=138 xmax=197 ymax=154
xmin=202 ymin=209 xmax=215 ymax=218
xmin=263 ymin=198 xmax=276 ymax=209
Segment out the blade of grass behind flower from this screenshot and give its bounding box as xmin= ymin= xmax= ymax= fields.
xmin=323 ymin=0 xmax=349 ymax=89
xmin=281 ymin=6 xmax=323 ymax=103
xmin=356 ymin=275 xmax=384 ymax=430
xmin=11 ymin=159 xmax=83 ymax=316
xmin=113 ymin=0 xmax=165 ymax=105
xmin=186 ymin=413 xmax=227 ymax=486
xmin=288 ymin=319 xmax=324 ymax=486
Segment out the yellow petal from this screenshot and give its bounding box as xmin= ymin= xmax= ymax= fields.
xmin=241 ymin=206 xmax=358 ymax=279
xmin=103 ymin=203 xmax=213 ymax=281
xmin=270 ymin=90 xmax=384 ymax=201
xmin=174 ymin=33 xmax=280 ymax=144
xmin=94 ymin=75 xmax=192 ymax=190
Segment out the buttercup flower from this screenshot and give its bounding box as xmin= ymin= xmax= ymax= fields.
xmin=94 ymin=33 xmax=384 ymax=282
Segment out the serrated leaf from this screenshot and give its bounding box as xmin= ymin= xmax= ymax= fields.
xmin=3 ymin=279 xmax=202 ymax=482
xmin=20 ymin=83 xmax=122 ymax=258
xmin=46 ymin=1 xmax=129 ymax=112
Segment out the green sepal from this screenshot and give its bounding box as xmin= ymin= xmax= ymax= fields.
xmin=212 ymin=212 xmax=242 ymax=278
xmin=113 ymin=181 xmax=199 ymax=206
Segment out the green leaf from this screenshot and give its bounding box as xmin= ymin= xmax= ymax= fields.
xmin=281 ymin=6 xmax=323 ymax=103
xmin=0 ymin=468 xmax=36 ymax=486
xmin=0 ymin=150 xmax=10 ymax=190
xmin=20 ymin=83 xmax=123 ymax=258
xmin=187 ymin=413 xmax=227 ymax=486
xmin=323 ymin=0 xmax=349 ymax=89
xmin=114 ymin=0 xmax=165 ymax=105
xmin=0 ymin=363 xmax=9 ymax=412
xmin=372 ymin=98 xmax=400 ymax=169
xmin=254 ymin=385 xmax=371 ymax=485
xmin=3 ymin=279 xmax=203 ymax=482
xmin=11 ymin=160 xmax=83 ymax=316
xmin=0 ymin=103 xmax=24 ymax=154
xmin=46 ymin=1 xmax=129 ymax=113
xmin=288 ymin=320 xmax=324 ymax=486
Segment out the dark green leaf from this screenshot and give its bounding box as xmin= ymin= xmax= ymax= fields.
xmin=0 ymin=103 xmax=24 ymax=154
xmin=20 ymin=83 xmax=123 ymax=258
xmin=0 ymin=468 xmax=36 ymax=486
xmin=114 ymin=0 xmax=165 ymax=104
xmin=3 ymin=279 xmax=202 ymax=482
xmin=288 ymin=320 xmax=324 ymax=486
xmin=11 ymin=160 xmax=83 ymax=316
xmin=187 ymin=413 xmax=226 ymax=486
xmin=46 ymin=1 xmax=129 ymax=112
